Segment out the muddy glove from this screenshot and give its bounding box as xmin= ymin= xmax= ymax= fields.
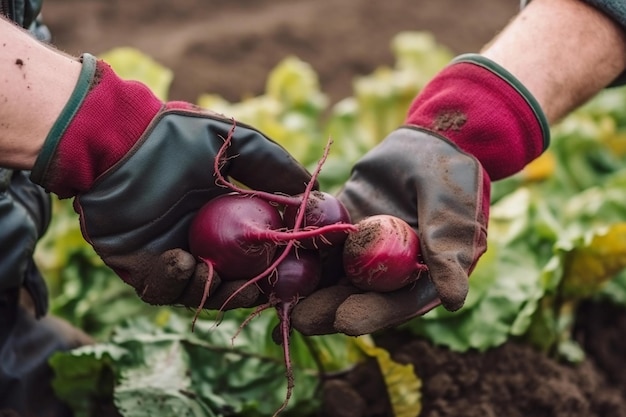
xmin=292 ymin=54 xmax=550 ymax=335
xmin=30 ymin=53 xmax=312 ymax=310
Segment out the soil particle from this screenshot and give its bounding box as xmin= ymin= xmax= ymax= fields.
xmin=322 ymin=358 xmax=393 ymax=417
xmin=322 ymin=380 xmax=368 ymax=417
xmin=433 ymin=110 xmax=467 ymax=131
xmin=343 ymin=219 xmax=379 ymax=259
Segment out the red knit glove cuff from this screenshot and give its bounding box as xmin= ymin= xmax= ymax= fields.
xmin=405 ymin=54 xmax=550 ymax=181
xmin=31 ymin=53 xmax=163 ymax=198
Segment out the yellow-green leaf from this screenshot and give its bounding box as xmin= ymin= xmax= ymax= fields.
xmin=521 ymin=150 xmax=556 ymax=182
xmin=355 ymin=336 xmax=422 ymax=417
xmin=561 ymin=223 xmax=626 ymax=298
xmin=265 ymin=55 xmax=327 ymax=110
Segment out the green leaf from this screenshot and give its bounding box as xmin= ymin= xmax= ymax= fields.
xmin=50 ymin=309 xmax=359 ymax=417
xmin=558 ymin=223 xmax=626 ymax=298
xmin=114 ymin=340 xmax=217 ymax=417
xmin=50 ymin=344 xmax=128 ymax=417
xmin=265 ymin=55 xmax=328 ymax=112
xmin=599 ymin=269 xmax=626 ymax=306
xmin=116 ymin=313 xmax=321 ymax=416
xmin=391 ymin=31 xmax=453 ymax=77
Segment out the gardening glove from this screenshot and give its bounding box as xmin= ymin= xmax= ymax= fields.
xmin=292 ymin=53 xmax=550 ymax=336
xmin=30 ymin=53 xmax=313 ymax=311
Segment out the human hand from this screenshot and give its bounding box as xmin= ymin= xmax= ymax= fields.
xmin=292 ymin=54 xmax=550 ymax=336
xmin=30 ymin=54 xmax=312 ymax=311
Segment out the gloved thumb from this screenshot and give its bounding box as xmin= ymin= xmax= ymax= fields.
xmin=291 ymin=277 xmax=440 ymax=336
xmin=333 ymin=277 xmax=440 ymax=336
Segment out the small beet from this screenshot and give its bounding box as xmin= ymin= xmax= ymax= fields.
xmin=282 ymin=191 xmax=352 ymax=249
xmin=343 ymin=215 xmax=428 ymax=292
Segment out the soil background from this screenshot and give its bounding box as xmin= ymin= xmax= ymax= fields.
xmin=40 ymin=1 xmax=626 ymax=416
xmin=41 ymin=0 xmax=519 ymax=105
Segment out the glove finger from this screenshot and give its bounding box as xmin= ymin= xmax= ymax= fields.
xmin=334 ymin=276 xmax=440 ymax=336
xmin=104 ymin=249 xmax=196 ymax=305
xmin=291 ymin=283 xmax=361 ymax=336
xmin=175 ymin=260 xmax=221 ymax=308
xmin=175 ymin=259 xmax=264 ymax=310
xmin=200 ymin=280 xmax=263 ymax=310
xmin=412 ymin=136 xmax=488 ymax=311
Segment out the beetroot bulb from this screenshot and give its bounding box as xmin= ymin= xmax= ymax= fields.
xmin=343 ymin=214 xmax=429 ymax=292
xmin=188 ymin=193 xmax=284 ymax=281
xmin=282 ymin=190 xmax=353 ymax=249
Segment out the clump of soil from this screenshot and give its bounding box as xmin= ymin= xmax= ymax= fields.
xmin=574 ymin=300 xmax=626 ymax=399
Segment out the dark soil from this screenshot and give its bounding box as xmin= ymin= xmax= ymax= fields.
xmin=323 ymin=301 xmax=626 ymax=417
xmin=40 ymin=0 xmax=626 ymax=416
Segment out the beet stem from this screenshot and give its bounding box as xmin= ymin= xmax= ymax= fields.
xmin=273 ymin=302 xmax=295 ymax=417
xmin=213 ymin=119 xmax=302 ymax=207
xmin=255 ymin=223 xmax=357 ymax=244
xmin=218 ymin=240 xmax=297 ymax=312
xmin=291 ymin=137 xmax=333 ymax=235
xmin=191 ymin=257 xmax=215 ymax=332
xmin=231 ymin=302 xmax=272 ymax=346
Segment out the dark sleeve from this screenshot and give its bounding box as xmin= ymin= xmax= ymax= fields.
xmin=571 ymin=0 xmax=626 ymax=86
xmin=1 ymin=0 xmax=43 ymax=29
xmin=584 ymin=0 xmax=626 ymax=85
xmin=0 ymin=170 xmax=51 ymax=316
xmin=521 ymin=0 xmax=626 ymax=28
xmin=581 ymin=0 xmax=626 ymax=29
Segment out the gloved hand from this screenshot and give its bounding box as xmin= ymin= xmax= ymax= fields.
xmin=30 ymin=53 xmax=312 ymax=310
xmin=292 ymin=53 xmax=550 ymax=336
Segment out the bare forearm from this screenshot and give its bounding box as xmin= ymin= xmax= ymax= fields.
xmin=482 ymin=0 xmax=626 ymax=123
xmin=0 ymin=17 xmax=81 ymax=170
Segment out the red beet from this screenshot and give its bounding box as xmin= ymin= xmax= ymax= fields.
xmin=343 ymin=215 xmax=428 ymax=292
xmin=282 ymin=190 xmax=352 ymax=249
